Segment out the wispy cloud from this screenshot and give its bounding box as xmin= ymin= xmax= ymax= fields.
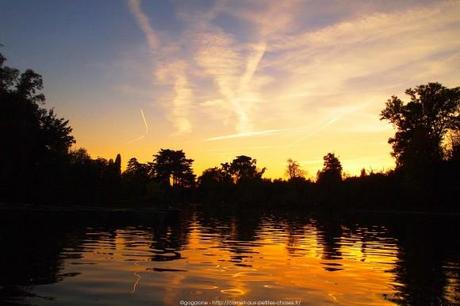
xmin=193 ymin=30 xmax=267 ymax=133
xmin=172 ymin=68 xmax=193 ymax=134
xmin=127 ymin=0 xmax=158 ymax=50
xmin=286 ymin=103 xmax=371 ymax=148
xmin=155 ymin=61 xmax=193 ymax=133
xmin=128 ymin=0 xmax=460 ymax=139
xmin=122 ymin=0 xmax=460 ymax=175
xmin=127 ymin=0 xmax=193 ymax=134
xmin=206 ymin=129 xmax=280 ymax=141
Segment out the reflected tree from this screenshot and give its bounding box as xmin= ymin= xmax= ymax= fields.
xmin=0 ymin=212 xmax=88 ymax=305
xmin=149 ymin=211 xmax=192 ymax=262
xmin=316 ymin=218 xmax=343 ymax=269
xmin=389 ymin=217 xmax=455 ymax=305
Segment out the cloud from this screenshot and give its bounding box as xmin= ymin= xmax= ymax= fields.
xmin=239 ymin=1 xmax=460 ymax=130
xmin=193 ymin=29 xmax=267 ymax=133
xmin=127 ymin=0 xmax=158 ymax=50
xmin=127 ymin=0 xmax=193 ymax=134
xmin=223 ymin=0 xmax=303 ymax=38
xmin=265 ymin=1 xmax=460 ymax=85
xmin=155 ymin=61 xmax=193 ymax=133
xmin=123 ymin=0 xmax=460 ymax=175
xmin=206 ymin=129 xmax=280 ymax=141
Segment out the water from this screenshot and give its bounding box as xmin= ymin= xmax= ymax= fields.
xmin=1 ymin=208 xmax=459 ymax=305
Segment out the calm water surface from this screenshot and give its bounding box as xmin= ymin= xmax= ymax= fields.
xmin=0 ymin=208 xmax=459 ymax=305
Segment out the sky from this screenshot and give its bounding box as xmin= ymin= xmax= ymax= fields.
xmin=1 ymin=0 xmax=460 ymax=179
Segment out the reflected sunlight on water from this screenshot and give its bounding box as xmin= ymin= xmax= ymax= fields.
xmin=0 ymin=209 xmax=459 ymax=305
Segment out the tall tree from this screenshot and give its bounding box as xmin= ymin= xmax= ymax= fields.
xmin=286 ymin=158 xmax=305 ymax=180
xmin=151 ymin=149 xmax=195 ymax=188
xmin=380 ymin=83 xmax=460 ymax=169
xmin=317 ymin=153 xmax=342 ymax=184
xmin=120 ymin=157 xmax=150 ymax=200
xmin=114 ymin=154 xmax=122 ymax=177
xmin=0 ymin=52 xmax=75 ymax=201
xmin=198 ymin=167 xmax=232 ymax=186
xmin=224 ymin=155 xmax=265 ymax=183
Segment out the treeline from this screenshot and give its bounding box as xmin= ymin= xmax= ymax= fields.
xmin=1 ymin=52 xmax=459 ymax=210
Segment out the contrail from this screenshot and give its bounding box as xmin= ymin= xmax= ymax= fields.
xmin=126 ymin=109 xmax=149 ymax=144
xmin=285 ymin=116 xmax=345 ymax=149
xmin=287 ymin=102 xmax=370 ymax=149
xmin=140 ymin=109 xmax=149 ymax=134
xmin=126 ymin=135 xmax=145 ymax=144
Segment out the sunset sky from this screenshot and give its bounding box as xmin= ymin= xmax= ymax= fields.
xmin=1 ymin=0 xmax=460 ymax=178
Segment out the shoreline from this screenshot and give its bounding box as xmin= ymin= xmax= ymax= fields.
xmin=2 ymin=202 xmax=460 ymax=217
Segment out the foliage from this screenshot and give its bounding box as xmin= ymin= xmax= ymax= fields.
xmin=121 ymin=157 xmax=150 ymax=200
xmin=223 ymin=155 xmax=266 ymax=183
xmin=380 ymin=82 xmax=460 ymax=169
xmin=317 ymin=153 xmax=342 ymax=184
xmin=286 ymin=158 xmax=305 ymax=181
xmin=198 ymin=167 xmax=232 ymax=186
xmin=151 ymin=149 xmax=195 ymax=188
xmin=0 ymin=52 xmax=75 ymax=201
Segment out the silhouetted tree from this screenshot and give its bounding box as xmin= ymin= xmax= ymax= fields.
xmin=151 ymin=149 xmax=195 ymax=188
xmin=114 ymin=154 xmax=121 ymax=176
xmin=317 ymin=153 xmax=342 ymax=184
xmin=224 ymin=155 xmax=265 ymax=183
xmin=125 ymin=157 xmax=149 ymax=178
xmin=121 ymin=157 xmax=150 ymax=200
xmin=380 ymin=83 xmax=460 ymax=169
xmin=198 ymin=167 xmax=232 ymax=186
xmin=286 ymin=158 xmax=305 ymax=181
xmin=197 ymin=167 xmax=233 ymax=202
xmin=0 ymin=52 xmax=75 ymax=202
xmin=63 ymin=149 xmax=123 ymax=204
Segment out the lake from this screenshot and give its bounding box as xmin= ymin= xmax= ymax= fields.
xmin=0 ymin=207 xmax=459 ymax=305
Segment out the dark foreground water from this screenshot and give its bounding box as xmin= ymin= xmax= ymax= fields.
xmin=0 ymin=207 xmax=459 ymax=306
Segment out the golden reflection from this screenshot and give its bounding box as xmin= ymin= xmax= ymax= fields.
xmin=444 ymin=263 xmax=460 ymax=303
xmin=73 ymin=220 xmax=423 ymax=305
xmin=163 ymin=220 xmax=392 ymax=304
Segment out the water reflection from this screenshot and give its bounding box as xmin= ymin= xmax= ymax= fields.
xmin=0 ymin=209 xmax=459 ymax=305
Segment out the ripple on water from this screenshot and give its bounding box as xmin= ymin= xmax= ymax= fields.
xmin=263 ymin=284 xmax=284 ymax=289
xmin=186 ymin=284 xmax=219 ymax=290
xmin=3 ymin=212 xmax=459 ymax=306
xmin=220 ymin=288 xmax=246 ymax=296
xmin=148 ymin=267 xmax=188 ymax=272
